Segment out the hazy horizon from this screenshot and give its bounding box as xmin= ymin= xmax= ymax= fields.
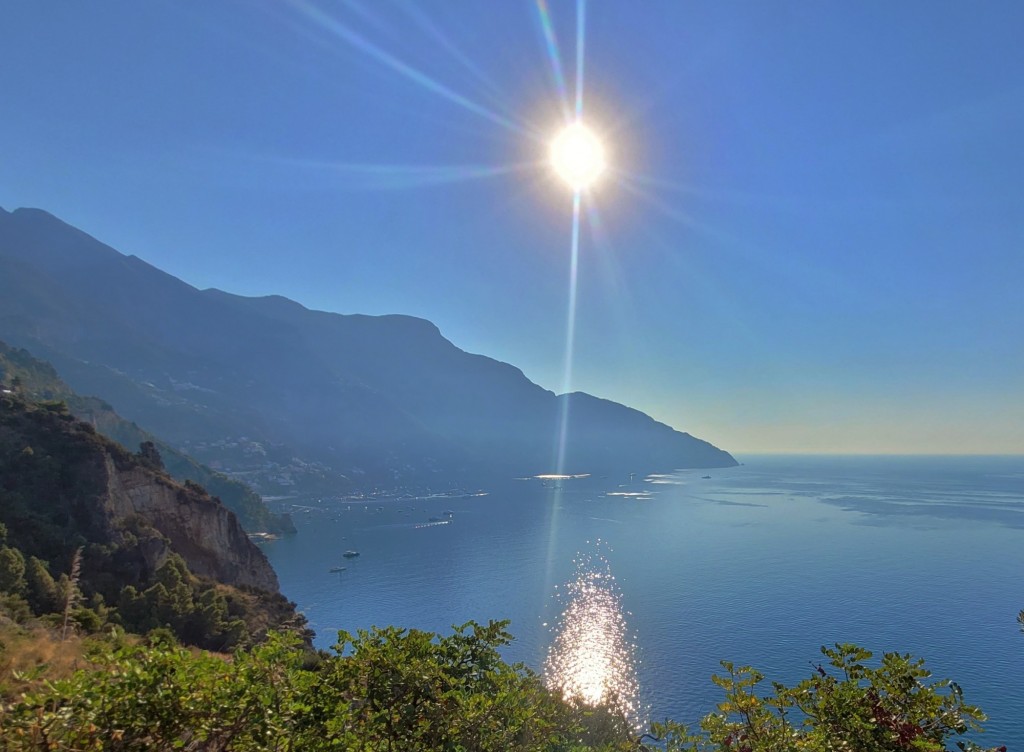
xmin=2 ymin=2 xmax=1021 ymax=455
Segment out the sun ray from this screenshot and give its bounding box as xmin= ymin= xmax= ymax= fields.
xmin=264 ymin=157 xmax=539 ymax=190
xmin=290 ymin=0 xmax=538 ymax=138
xmin=393 ymin=0 xmax=510 ymax=106
xmin=336 ymin=0 xmax=397 ymax=39
xmin=584 ymin=199 xmax=637 ymax=329
xmin=555 ymin=191 xmax=583 ymax=474
xmin=575 ymin=0 xmax=587 ymax=119
xmin=616 ymin=172 xmax=707 ymax=231
xmin=534 ymin=0 xmax=573 ymax=123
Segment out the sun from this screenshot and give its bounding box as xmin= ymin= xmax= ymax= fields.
xmin=550 ymin=122 xmax=606 ymax=191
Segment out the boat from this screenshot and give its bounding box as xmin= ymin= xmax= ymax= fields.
xmin=701 ymin=475 xmax=711 ymax=479
xmin=328 ymin=566 xmax=346 ymax=573
xmin=342 ymin=550 xmax=360 ymax=558
xmin=247 ymin=532 xmax=279 ymax=542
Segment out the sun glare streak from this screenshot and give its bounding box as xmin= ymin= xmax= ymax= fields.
xmin=617 ymin=173 xmax=704 ymax=230
xmin=263 ymin=157 xmax=539 ymax=190
xmin=291 ymin=0 xmax=537 ymax=138
xmin=555 ymin=191 xmax=582 ymax=474
xmin=585 ymin=200 xmax=636 ymax=323
xmin=575 ymin=0 xmax=586 ymax=119
xmin=336 ymin=0 xmax=395 ymax=38
xmin=547 ymin=0 xmax=590 ymax=604
xmin=395 ymin=0 xmax=509 ymax=105
xmin=544 ymin=545 xmax=643 ymax=728
xmin=617 ymin=170 xmax=707 ymax=196
xmin=619 ymin=174 xmax=758 ymax=257
xmin=534 ymin=0 xmax=572 ymax=122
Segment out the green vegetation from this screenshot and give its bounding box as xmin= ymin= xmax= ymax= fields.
xmin=652 ymin=645 xmax=1000 ymax=752
xmin=0 ymin=392 xmax=302 ymax=651
xmin=0 ymin=622 xmax=1004 ymax=751
xmin=0 ymin=341 xmax=293 ymax=534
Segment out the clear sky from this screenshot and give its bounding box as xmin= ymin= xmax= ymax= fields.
xmin=2 ymin=1 xmax=1022 ymax=454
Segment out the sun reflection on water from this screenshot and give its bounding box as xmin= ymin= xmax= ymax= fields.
xmin=543 ymin=543 xmax=642 ymax=729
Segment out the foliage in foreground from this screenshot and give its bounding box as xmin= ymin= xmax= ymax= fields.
xmin=0 ymin=623 xmax=1005 ymax=752
xmin=652 ymin=644 xmax=1001 ymax=752
xmin=0 ymin=621 xmax=624 ymax=752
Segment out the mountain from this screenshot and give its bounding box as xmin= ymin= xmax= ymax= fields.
xmin=0 ymin=339 xmax=293 ymax=533
xmin=0 ymin=206 xmax=736 ymax=493
xmin=0 ymin=390 xmax=303 ymax=649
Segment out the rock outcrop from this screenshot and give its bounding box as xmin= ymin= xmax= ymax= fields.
xmin=101 ymin=456 xmax=279 ymax=592
xmin=0 ymin=392 xmax=295 ymax=645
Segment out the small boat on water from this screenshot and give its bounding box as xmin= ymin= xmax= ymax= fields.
xmin=247 ymin=532 xmax=279 ymax=542
xmin=701 ymin=475 xmax=712 ymax=479
xmin=342 ymin=550 xmax=360 ymax=558
xmin=328 ymin=566 xmax=346 ymax=573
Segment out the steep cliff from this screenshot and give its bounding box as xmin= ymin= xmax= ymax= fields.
xmin=0 ymin=392 xmax=296 ymax=646
xmin=99 ymin=457 xmax=278 ymax=592
xmin=0 ymin=338 xmax=294 ymax=534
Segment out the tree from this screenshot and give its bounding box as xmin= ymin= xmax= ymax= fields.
xmin=0 ymin=545 xmax=26 ymax=594
xmin=303 ymin=620 xmax=583 ymax=751
xmin=60 ymin=547 xmax=83 ymax=640
xmin=137 ymin=440 xmax=165 ymax=471
xmin=24 ymin=556 xmax=60 ymax=614
xmin=651 ymin=643 xmax=1001 ymax=752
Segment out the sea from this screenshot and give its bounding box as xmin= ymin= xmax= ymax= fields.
xmin=263 ymin=455 xmax=1024 ymax=747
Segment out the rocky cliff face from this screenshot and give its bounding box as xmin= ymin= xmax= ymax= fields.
xmin=0 ymin=393 xmax=283 ymax=597
xmin=101 ymin=457 xmax=279 ymax=592
xmin=0 ymin=393 xmax=302 ymax=648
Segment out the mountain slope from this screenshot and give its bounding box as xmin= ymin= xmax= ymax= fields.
xmin=0 ymin=340 xmax=293 ymax=533
xmin=0 ymin=206 xmax=736 ymax=491
xmin=0 ymin=391 xmax=302 ymax=649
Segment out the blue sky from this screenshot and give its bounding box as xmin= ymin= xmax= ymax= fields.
xmin=2 ymin=1 xmax=1022 ymax=454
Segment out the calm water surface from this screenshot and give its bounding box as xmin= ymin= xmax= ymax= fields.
xmin=264 ymin=455 xmax=1024 ymax=746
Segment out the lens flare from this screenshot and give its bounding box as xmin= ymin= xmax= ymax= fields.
xmin=550 ymin=122 xmax=607 ymax=190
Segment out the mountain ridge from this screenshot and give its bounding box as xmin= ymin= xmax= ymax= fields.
xmin=0 ymin=205 xmax=737 ymax=492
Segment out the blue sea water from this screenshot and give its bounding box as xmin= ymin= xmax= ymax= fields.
xmin=263 ymin=455 xmax=1024 ymax=747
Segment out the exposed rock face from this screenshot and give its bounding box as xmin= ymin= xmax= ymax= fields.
xmin=0 ymin=393 xmax=280 ymax=594
xmin=0 ymin=394 xmax=302 ymax=648
xmin=0 ymin=338 xmax=294 ymax=535
xmin=101 ymin=457 xmax=279 ymax=592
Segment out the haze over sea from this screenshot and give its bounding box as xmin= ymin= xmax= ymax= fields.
xmin=264 ymin=455 xmax=1024 ymax=748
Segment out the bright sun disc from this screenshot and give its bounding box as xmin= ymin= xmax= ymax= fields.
xmin=550 ymin=122 xmax=606 ymax=191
